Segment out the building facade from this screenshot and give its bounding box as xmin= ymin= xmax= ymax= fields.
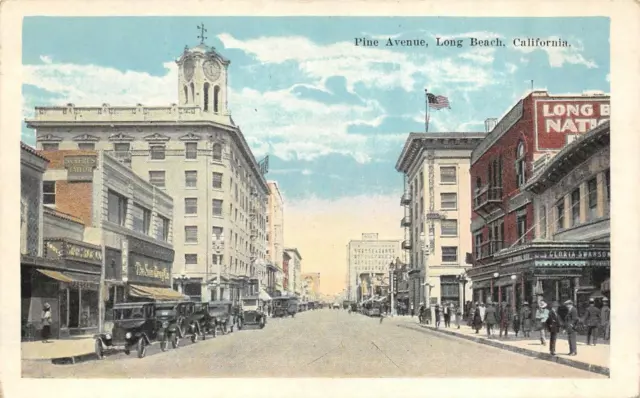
xmin=284 ymin=248 xmax=302 ymax=296
xmin=395 ymin=133 xmax=484 ymax=311
xmin=27 ymin=41 xmax=270 ymax=303
xmin=301 ymin=272 xmax=321 ymax=302
xmin=267 ymin=181 xmax=285 ymax=294
xmin=347 ymin=233 xmax=401 ymax=302
xmin=467 ymin=91 xmax=610 ymax=313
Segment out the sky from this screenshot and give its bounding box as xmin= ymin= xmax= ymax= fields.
xmin=21 ymin=17 xmax=610 ymax=294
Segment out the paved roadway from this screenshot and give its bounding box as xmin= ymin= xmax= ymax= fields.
xmin=22 ymin=309 xmax=602 ymax=378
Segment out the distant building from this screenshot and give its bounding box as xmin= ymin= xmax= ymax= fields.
xmin=301 ymin=272 xmax=320 ymax=301
xmin=267 ymin=181 xmax=285 ymax=294
xmin=347 ymin=233 xmax=401 ymax=302
xmin=284 ymin=248 xmax=302 ymax=296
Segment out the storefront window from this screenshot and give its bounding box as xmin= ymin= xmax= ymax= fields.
xmin=81 ymin=289 xmax=99 ymax=328
xmin=59 ymin=288 xmax=68 ymax=329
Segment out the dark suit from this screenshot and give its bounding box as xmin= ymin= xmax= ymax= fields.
xmin=565 ymin=306 xmax=579 ymax=355
xmin=583 ymin=305 xmax=601 ymax=345
xmin=545 ymin=309 xmax=562 ymax=355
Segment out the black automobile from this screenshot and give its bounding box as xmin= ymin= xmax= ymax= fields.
xmin=271 ymin=297 xmax=289 ymax=318
xmin=155 ymin=301 xmax=200 ymax=350
xmin=207 ymin=300 xmax=235 ymax=336
xmin=94 ymin=302 xmax=158 ymax=359
xmin=237 ymin=296 xmax=267 ymax=329
xmin=191 ymin=302 xmax=211 ymax=340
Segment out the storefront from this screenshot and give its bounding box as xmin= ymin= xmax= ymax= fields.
xmin=21 ymin=238 xmax=102 ymax=340
xmin=124 ymin=236 xmax=181 ymax=302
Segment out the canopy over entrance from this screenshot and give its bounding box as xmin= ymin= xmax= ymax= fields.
xmin=129 ymin=284 xmax=186 ymax=301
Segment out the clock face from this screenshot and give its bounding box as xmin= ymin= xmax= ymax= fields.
xmin=183 ymin=59 xmax=195 ymax=82
xmin=203 ymin=60 xmax=221 ymax=81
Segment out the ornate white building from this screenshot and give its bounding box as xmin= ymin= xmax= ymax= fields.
xmin=26 ymin=40 xmax=270 ymax=303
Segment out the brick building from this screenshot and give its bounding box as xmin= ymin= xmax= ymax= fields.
xmin=467 ymin=91 xmax=610 ymax=311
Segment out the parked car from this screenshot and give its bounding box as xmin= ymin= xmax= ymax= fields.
xmin=191 ymin=302 xmax=211 ymax=340
xmin=271 ymin=297 xmax=290 ymax=318
xmin=155 ymin=301 xmax=200 ymax=350
xmin=238 ymin=296 xmax=267 ymax=329
xmin=94 ymin=302 xmax=158 ymax=359
xmin=207 ymin=300 xmax=235 ymax=336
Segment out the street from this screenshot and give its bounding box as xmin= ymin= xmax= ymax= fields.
xmin=22 ymin=309 xmax=602 ymax=378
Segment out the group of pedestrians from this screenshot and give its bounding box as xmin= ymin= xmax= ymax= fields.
xmin=466 ymin=297 xmax=610 ymax=356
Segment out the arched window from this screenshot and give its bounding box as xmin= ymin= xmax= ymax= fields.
xmin=475 ymin=177 xmax=482 ymax=190
xmin=183 ymin=86 xmax=189 ymax=104
xmin=203 ymin=83 xmax=210 ymax=112
xmin=212 ymin=143 xmax=222 ymax=161
xmin=190 ymin=82 xmax=195 ymax=103
xmin=213 ymin=86 xmax=220 ymax=113
xmin=516 ymin=141 xmax=525 ymax=187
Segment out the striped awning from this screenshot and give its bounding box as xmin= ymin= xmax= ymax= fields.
xmin=129 ymin=284 xmax=186 ymax=301
xmin=38 ymin=269 xmax=75 ymax=283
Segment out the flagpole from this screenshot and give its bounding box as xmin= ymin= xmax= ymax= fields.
xmin=425 ymin=89 xmax=430 ymax=133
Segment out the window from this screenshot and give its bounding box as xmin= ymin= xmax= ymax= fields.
xmin=132 ymin=203 xmax=151 ymax=234
xmin=183 ymin=86 xmax=189 ymax=104
xmin=107 ymin=190 xmax=127 ymax=226
xmin=556 ymin=200 xmax=565 ymax=230
xmin=185 ymin=226 xmax=198 ymax=243
xmin=203 ymin=83 xmax=210 ymax=112
xmin=539 ymin=205 xmax=547 ymax=239
xmin=157 ymin=216 xmax=170 ymax=242
xmin=149 ymin=171 xmax=165 ymax=188
xmin=185 ymin=142 xmax=198 ymax=159
xmin=214 ymin=86 xmax=220 ymax=113
xmin=440 ymin=276 xmax=460 ymax=302
xmin=212 ymin=199 xmax=223 ymax=216
xmin=212 ymin=143 xmax=222 ymax=161
xmin=571 ymin=188 xmax=581 ymax=226
xmin=41 ymin=143 xmax=59 ymax=151
xmin=587 ymin=178 xmax=598 ymax=220
xmin=190 ymin=82 xmax=195 ymax=102
xmin=78 ymin=143 xmax=95 ymax=150
xmin=516 ymin=214 xmax=527 ymax=244
xmin=440 ymin=193 xmax=457 ymax=210
xmin=440 ymin=166 xmax=456 ymax=184
xmin=212 ymin=172 xmax=223 ymax=189
xmin=114 ymin=143 xmax=130 ymax=153
xmin=441 ymin=219 xmax=458 ymax=236
xmin=43 ymin=181 xmax=56 ymax=205
xmin=516 ymin=141 xmax=525 ymax=187
xmin=185 ymin=254 xmax=198 ymax=265
xmin=212 ymin=226 xmax=223 ymax=239
xmin=442 ymin=246 xmax=458 ymax=263
xmin=185 ymin=198 xmax=198 ymax=215
xmin=474 ymin=233 xmax=482 ymax=259
xmin=185 ymin=171 xmax=197 ymax=188
xmin=150 ymin=145 xmax=165 ymax=160
xmin=419 ymin=171 xmax=423 ymax=189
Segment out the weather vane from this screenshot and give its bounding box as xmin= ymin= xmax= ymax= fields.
xmin=197 ymin=23 xmax=207 ymax=44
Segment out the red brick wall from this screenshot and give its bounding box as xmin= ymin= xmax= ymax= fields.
xmin=38 ymin=150 xmax=95 ymax=226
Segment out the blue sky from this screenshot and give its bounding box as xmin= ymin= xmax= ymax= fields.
xmin=22 ymin=17 xmax=610 ymax=202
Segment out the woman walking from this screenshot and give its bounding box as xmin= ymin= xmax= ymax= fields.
xmin=41 ymin=303 xmax=52 ymax=343
xmin=520 ymin=301 xmax=533 ymax=338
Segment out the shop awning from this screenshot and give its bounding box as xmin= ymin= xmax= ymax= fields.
xmin=259 ymin=288 xmax=272 ymax=301
xmin=129 ymin=284 xmax=186 ymax=301
xmin=38 ymin=269 xmax=75 ymax=283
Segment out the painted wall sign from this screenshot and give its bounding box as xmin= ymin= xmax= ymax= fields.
xmin=128 ymin=253 xmax=171 ymax=286
xmin=535 ymin=99 xmax=610 ymax=150
xmin=45 ymin=240 xmax=102 ymax=263
xmin=64 ymin=155 xmax=97 ymax=181
xmin=128 ymin=236 xmax=174 ymax=263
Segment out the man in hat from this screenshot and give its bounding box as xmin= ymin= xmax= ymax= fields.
xmin=484 ymin=299 xmax=498 ymax=338
xmin=545 ymin=301 xmax=562 ymax=356
xmin=601 ymin=297 xmax=611 ymax=341
xmin=583 ymin=298 xmax=601 ymax=346
xmin=564 ymin=300 xmax=579 ymax=356
xmin=498 ymin=301 xmax=511 ymax=339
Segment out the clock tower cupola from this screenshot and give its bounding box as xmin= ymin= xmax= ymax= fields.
xmin=176 ymin=24 xmax=230 ymax=114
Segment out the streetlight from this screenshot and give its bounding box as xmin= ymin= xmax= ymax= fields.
xmin=456 ymin=273 xmax=469 ymax=318
xmin=510 ymin=274 xmax=517 ymax=311
xmin=176 ymin=272 xmax=188 ymax=295
xmin=491 ymin=272 xmax=499 ymax=303
xmin=389 ymin=259 xmax=398 ymax=317
xmin=213 ymin=233 xmax=225 ymax=301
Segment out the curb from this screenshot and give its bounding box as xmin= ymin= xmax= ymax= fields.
xmin=414 ymin=324 xmax=609 ymax=376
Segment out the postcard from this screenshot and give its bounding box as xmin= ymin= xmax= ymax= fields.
xmin=1 ymin=1 xmax=639 ymax=398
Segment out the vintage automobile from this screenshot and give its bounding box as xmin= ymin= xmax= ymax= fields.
xmin=237 ymin=296 xmax=267 ymax=329
xmin=155 ymin=301 xmax=201 ymax=350
xmin=287 ymin=298 xmax=299 ymax=317
xmin=191 ymin=302 xmax=211 ymax=340
xmin=94 ymin=302 xmax=158 ymax=359
xmin=207 ymin=300 xmax=235 ymax=336
xmin=271 ymin=297 xmax=290 ymax=318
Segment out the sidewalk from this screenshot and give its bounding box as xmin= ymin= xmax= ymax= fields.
xmin=22 ymin=335 xmax=96 ymax=364
xmin=416 ymin=320 xmax=609 ymax=376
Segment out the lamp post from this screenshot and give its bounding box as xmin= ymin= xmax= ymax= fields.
xmin=176 ymin=272 xmax=188 ymax=295
xmin=213 ymin=233 xmax=225 ymax=301
xmin=389 ymin=259 xmax=397 ymax=317
xmin=510 ymin=274 xmax=517 ymax=312
xmin=491 ymin=272 xmax=499 ymax=303
xmin=419 ymin=231 xmax=431 ymax=324
xmin=456 ymin=273 xmax=469 ymax=318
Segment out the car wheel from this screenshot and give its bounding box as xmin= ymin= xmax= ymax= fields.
xmin=160 ymin=335 xmax=169 ymax=352
xmin=260 ymin=319 xmax=266 ymax=329
xmin=137 ymin=339 xmax=146 ymax=359
xmin=94 ymin=339 xmax=104 ymax=360
xmin=171 ymin=334 xmax=180 ymax=349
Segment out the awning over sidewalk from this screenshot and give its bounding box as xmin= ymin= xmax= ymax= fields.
xmin=259 ymin=288 xmax=272 ymax=301
xmin=38 ymin=269 xmax=75 ymax=283
xmin=37 ymin=268 xmax=99 ymax=284
xmin=129 ymin=284 xmax=186 ymax=301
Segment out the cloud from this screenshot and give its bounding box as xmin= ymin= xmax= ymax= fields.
xmin=39 ymin=55 xmax=53 ymax=64
xmin=513 ymin=37 xmax=598 ymax=69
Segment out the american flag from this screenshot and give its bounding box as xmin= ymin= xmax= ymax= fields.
xmin=426 ymin=92 xmax=450 ymax=110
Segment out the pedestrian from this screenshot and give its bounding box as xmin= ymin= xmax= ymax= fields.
xmin=582 ymin=298 xmax=601 ymax=346
xmin=410 ymin=303 xmax=415 ymax=318
xmin=512 ymin=306 xmax=521 ymax=337
xmin=418 ymin=302 xmax=426 ymax=324
xmin=443 ymin=303 xmax=451 ymax=328
xmin=435 ymin=304 xmax=441 ymax=328
xmin=484 ymin=300 xmax=498 ymax=338
xmin=535 ymin=301 xmax=549 ymax=345
xmin=498 ymin=301 xmax=511 ymax=338
xmin=41 ymin=303 xmax=52 ymax=343
xmin=472 ymin=303 xmax=483 ymax=334
xmin=564 ymin=299 xmax=579 ymax=356
xmin=601 ymin=297 xmax=610 ymax=341
xmin=520 ymin=301 xmax=532 ymax=337
xmin=545 ymin=301 xmax=562 ymax=356
xmin=455 ymin=305 xmax=462 ymax=329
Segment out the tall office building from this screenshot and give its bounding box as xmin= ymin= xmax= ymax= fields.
xmin=267 ymin=181 xmax=285 ymax=294
xmin=27 ymin=40 xmax=270 ymax=303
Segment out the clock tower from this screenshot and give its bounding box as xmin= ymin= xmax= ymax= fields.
xmin=176 ymin=41 xmax=230 ymax=114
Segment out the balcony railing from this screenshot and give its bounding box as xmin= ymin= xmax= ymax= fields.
xmin=473 ymin=185 xmax=503 ymax=213
xmin=401 ymin=240 xmax=412 ymax=250
xmin=400 ymin=216 xmax=411 ymax=227
xmin=476 ymin=240 xmax=504 ymax=260
xmin=400 ymin=192 xmax=412 ymax=206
